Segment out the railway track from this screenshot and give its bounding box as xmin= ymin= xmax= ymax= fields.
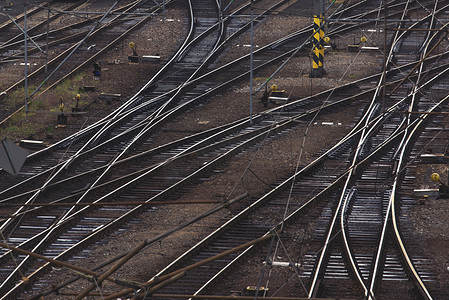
xmin=0 ymin=0 xmax=288 ymax=297
xmin=0 ymin=0 xmax=391 ymax=186
xmin=168 ymin=1 xmax=449 ymax=299
xmin=0 ymin=0 xmax=171 ymax=122
xmin=0 ymin=48 xmax=370 ymax=300
xmin=123 ymin=1 xmax=449 ymax=299
xmin=1 ymin=0 xmax=449 ymax=298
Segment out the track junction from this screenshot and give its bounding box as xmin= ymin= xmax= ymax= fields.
xmin=0 ymin=0 xmax=449 ymax=299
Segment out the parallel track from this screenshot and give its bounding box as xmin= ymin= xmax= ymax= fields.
xmin=1 ymin=0 xmax=449 ymax=299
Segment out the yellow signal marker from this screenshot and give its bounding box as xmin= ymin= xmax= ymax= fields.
xmin=431 ymin=172 xmax=440 ymax=182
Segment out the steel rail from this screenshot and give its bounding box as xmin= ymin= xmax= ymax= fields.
xmin=368 ymin=9 xmax=449 ymax=299
xmin=4 ymin=39 xmax=449 ymax=224
xmin=0 ymin=0 xmax=87 ymax=51
xmin=0 ymin=103 xmax=284 ymax=298
xmin=53 ymin=0 xmax=223 ymax=229
xmin=0 ymin=0 xmax=296 ymax=225
xmin=1 ymin=70 xmax=361 ymax=251
xmin=0 ymin=0 xmax=428 ymax=163
xmin=0 ymin=1 xmax=414 ymax=296
xmin=73 ymin=0 xmax=235 ymax=205
xmin=0 ymin=0 xmax=388 ymax=176
xmin=106 ymin=232 xmax=279 ymax=300
xmin=0 ymin=119 xmax=245 ymax=204
xmin=0 ymin=0 xmax=141 ymax=59
xmin=29 ymin=0 xmax=122 ymax=99
xmin=15 ymin=62 xmax=442 ymax=298
xmin=360 ymin=90 xmax=449 ymax=299
xmin=0 ymin=0 xmax=206 ymax=295
xmin=418 ymin=0 xmax=439 ymax=53
xmin=18 ymin=0 xmax=397 ymax=161
xmin=0 ymin=0 xmax=297 ymax=203
xmin=73 ymin=0 xmax=284 ymax=151
xmin=3 ymin=1 xmax=448 ymax=296
xmin=0 ymin=71 xmax=377 ymax=298
xmin=26 ymin=192 xmax=247 ymax=300
xmin=339 ymin=1 xmax=438 ymax=298
xmin=191 ymin=79 xmax=449 ymax=299
xmin=0 ymin=242 xmax=144 ymax=289
xmin=0 ymin=0 xmax=152 ymax=123
xmin=187 ymin=4 xmax=449 ymax=296
xmin=74 ymin=0 xmax=197 ymax=149
xmin=0 ymin=0 xmax=150 ymax=233
xmin=355 ymin=0 xmax=422 ymax=296
xmin=309 ymin=2 xmax=440 ymax=297
xmin=153 ymin=86 xmax=436 ymax=300
xmin=0 ymin=0 xmax=176 ymax=226
xmin=74 ymin=0 xmax=296 ymax=216
xmin=1 ymin=72 xmax=370 ymax=207
xmin=0 ymin=0 xmax=164 ymax=295
xmin=388 ymin=92 xmax=449 ymax=300
xmin=4 ymin=43 xmax=449 ymax=221
xmin=0 ymin=0 xmax=138 ymax=52
xmin=341 ymin=2 xmax=449 ymax=299
xmin=0 ymin=1 xmax=54 ymax=32
xmin=1 ymin=0 xmax=125 ymax=218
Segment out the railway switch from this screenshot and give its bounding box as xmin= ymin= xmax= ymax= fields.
xmin=128 ymin=41 xmax=139 ymax=63
xmin=269 ymin=85 xmax=287 ymax=105
xmin=348 ymin=36 xmax=368 ymax=52
xmin=59 ymin=97 xmax=64 ymax=112
xmin=57 ymin=97 xmax=67 ymax=125
xmin=431 ymin=172 xmax=440 ymax=182
xmin=261 ymin=84 xmax=288 ymax=106
xmin=430 ymin=172 xmax=449 ymax=198
xmin=72 ymin=94 xmax=81 ymax=112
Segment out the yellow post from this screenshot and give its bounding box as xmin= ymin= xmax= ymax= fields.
xmin=310 ymin=15 xmax=321 ymax=77
xmin=319 ymin=14 xmax=325 ymax=73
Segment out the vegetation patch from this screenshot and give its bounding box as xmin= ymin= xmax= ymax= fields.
xmin=1 ymin=71 xmax=98 ymax=141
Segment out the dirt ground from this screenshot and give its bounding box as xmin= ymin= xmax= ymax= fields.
xmin=3 ymin=0 xmax=448 ymax=298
